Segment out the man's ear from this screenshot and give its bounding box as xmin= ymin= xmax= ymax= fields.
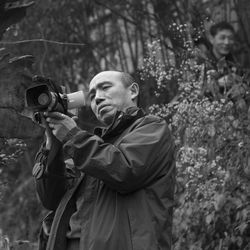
xmin=129 ymin=82 xmax=139 ymax=102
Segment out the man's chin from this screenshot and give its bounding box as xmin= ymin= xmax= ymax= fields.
xmin=220 ymin=49 xmax=230 ymax=56
xmin=99 ymin=111 xmax=116 ymax=126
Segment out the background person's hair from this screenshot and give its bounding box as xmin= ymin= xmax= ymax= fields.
xmin=210 ymin=21 xmax=235 ymax=37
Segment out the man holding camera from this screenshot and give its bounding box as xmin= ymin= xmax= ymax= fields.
xmin=33 ymin=70 xmax=176 ymax=250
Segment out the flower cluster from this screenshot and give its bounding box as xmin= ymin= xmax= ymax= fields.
xmin=0 ymin=139 xmax=26 ymax=200
xmin=141 ymin=39 xmax=178 ymax=94
xmin=0 ymin=139 xmax=26 ymax=167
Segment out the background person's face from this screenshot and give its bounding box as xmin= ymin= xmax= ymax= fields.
xmin=89 ymin=72 xmax=136 ymax=126
xmin=211 ymin=29 xmax=234 ymax=59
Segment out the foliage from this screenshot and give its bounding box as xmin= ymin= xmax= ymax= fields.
xmin=142 ymin=25 xmax=250 ymax=249
xmin=0 ymin=138 xmax=43 ymax=242
xmin=0 ymin=139 xmax=26 ymax=198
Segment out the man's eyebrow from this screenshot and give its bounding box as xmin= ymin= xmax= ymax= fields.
xmin=98 ymin=81 xmax=112 ymax=86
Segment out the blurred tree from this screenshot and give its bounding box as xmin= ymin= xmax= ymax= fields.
xmin=0 ymin=0 xmax=34 ymax=40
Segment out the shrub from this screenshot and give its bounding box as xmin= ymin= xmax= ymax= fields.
xmin=141 ymin=34 xmax=250 ymax=249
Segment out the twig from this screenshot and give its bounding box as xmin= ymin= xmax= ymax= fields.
xmin=218 ymin=238 xmax=223 ymax=250
xmin=0 ymin=39 xmax=87 ymax=47
xmin=95 ymin=0 xmax=137 ymax=25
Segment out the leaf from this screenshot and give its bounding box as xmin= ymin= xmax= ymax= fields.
xmin=206 ymin=213 xmax=214 ymax=224
xmin=208 ymin=123 xmax=216 ymax=137
xmin=236 ymin=222 xmax=248 ymax=235
xmin=214 ymin=193 xmax=226 ymax=211
xmin=243 ymin=157 xmax=250 ymax=177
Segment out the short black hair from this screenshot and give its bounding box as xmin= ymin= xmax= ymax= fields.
xmin=210 ymin=21 xmax=235 ymax=37
xmin=120 ymin=72 xmax=140 ymax=106
xmin=120 ymin=72 xmax=136 ymax=88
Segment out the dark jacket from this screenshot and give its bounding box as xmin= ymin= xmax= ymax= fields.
xmin=34 ymin=107 xmax=176 ymax=250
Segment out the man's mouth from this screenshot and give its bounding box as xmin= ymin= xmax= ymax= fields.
xmin=98 ymin=104 xmax=111 ymax=114
xmin=221 ymin=46 xmax=230 ymax=51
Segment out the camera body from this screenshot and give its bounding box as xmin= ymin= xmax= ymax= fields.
xmin=25 ymin=76 xmax=86 ymax=122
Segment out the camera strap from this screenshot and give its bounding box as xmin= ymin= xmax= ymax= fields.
xmin=60 ymin=86 xmax=68 ymax=112
xmin=47 ymin=79 xmax=68 ymax=114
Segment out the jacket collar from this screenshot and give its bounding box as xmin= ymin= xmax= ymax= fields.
xmin=206 ymin=48 xmax=236 ymax=67
xmin=94 ymin=106 xmax=145 ymax=139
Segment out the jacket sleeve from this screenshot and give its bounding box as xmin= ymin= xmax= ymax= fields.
xmin=63 ymin=116 xmax=175 ymax=194
xmin=34 ymin=142 xmax=68 ymax=210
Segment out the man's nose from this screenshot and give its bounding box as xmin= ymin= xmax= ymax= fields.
xmin=224 ymin=38 xmax=231 ymax=45
xmin=95 ymin=91 xmax=105 ymax=105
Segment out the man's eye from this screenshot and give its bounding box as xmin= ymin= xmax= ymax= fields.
xmin=102 ymin=85 xmax=110 ymax=90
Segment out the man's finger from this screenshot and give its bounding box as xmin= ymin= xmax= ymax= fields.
xmin=45 ymin=112 xmax=67 ymax=120
xmin=40 ymin=114 xmax=51 ymax=130
xmin=48 ymin=123 xmax=54 ymax=129
xmin=46 ymin=117 xmax=63 ymax=125
xmin=72 ymin=116 xmax=78 ymax=122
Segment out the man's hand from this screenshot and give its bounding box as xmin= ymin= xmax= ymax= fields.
xmin=45 ymin=112 xmax=78 ymax=142
xmin=218 ymin=73 xmax=242 ymax=89
xmin=40 ymin=114 xmax=58 ymax=150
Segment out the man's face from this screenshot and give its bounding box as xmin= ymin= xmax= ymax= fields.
xmin=211 ymin=29 xmax=234 ymax=59
xmin=88 ymin=71 xmax=136 ymax=126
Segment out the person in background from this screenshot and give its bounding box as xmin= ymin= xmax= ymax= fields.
xmin=197 ymin=21 xmax=249 ymax=106
xmin=33 ymin=70 xmax=176 ymax=250
xmin=209 ymin=21 xmax=236 ymax=64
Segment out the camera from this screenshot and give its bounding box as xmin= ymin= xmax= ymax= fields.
xmin=25 ymin=76 xmax=87 ymax=122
